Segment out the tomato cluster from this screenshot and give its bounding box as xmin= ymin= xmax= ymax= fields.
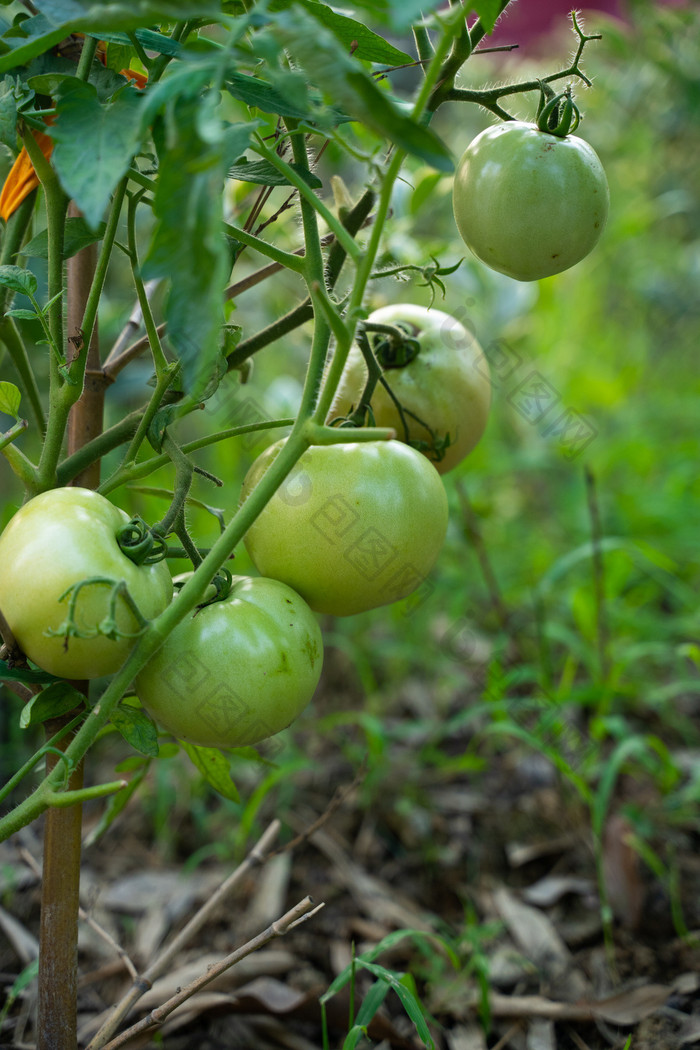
xmin=0 ymin=111 xmax=610 ymax=751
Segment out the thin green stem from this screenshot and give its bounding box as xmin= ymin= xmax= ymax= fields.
xmin=224 ymin=219 xmax=307 ymax=273
xmin=252 ymin=136 xmax=362 ymax=262
xmin=288 ymin=124 xmax=333 ymax=421
xmin=98 ymin=364 xmax=179 ymax=494
xmin=56 ymin=408 xmax=144 ymax=486
xmin=127 ymin=191 xmax=168 ymax=375
xmin=67 ymin=179 xmax=128 ymax=387
xmin=127 ymin=32 xmax=152 ymax=71
xmin=153 ymin=433 xmax=194 ymax=537
xmin=0 ymin=417 xmax=27 ymax=452
xmin=98 ymin=417 xmax=295 ymax=494
xmin=0 ymin=717 xmax=83 ymax=807
xmin=148 ymin=21 xmax=190 ymax=83
xmin=226 ymin=189 xmax=375 ymax=370
xmin=0 ymin=317 xmax=45 ymax=432
xmin=21 ymin=127 xmax=70 ymax=491
xmin=47 ymin=779 xmax=126 ymax=808
xmin=76 ymin=36 xmax=98 ymax=79
xmin=1 ymin=438 xmax=39 ymax=490
xmin=0 ymin=191 xmax=36 ymax=270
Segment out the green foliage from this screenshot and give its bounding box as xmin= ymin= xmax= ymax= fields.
xmin=321 ymin=931 xmax=445 ymax=1049
xmin=19 ymin=681 xmax=84 ymax=727
xmin=179 ymin=741 xmax=241 ymax=802
xmin=110 ymin=702 xmax=160 ymax=757
xmin=49 ymin=79 xmax=143 ymax=229
xmin=22 ymin=215 xmax=106 ymax=259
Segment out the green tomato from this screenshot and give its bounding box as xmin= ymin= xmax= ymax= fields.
xmin=0 ymin=488 xmax=173 ymax=679
xmin=241 ymin=439 xmax=448 ymax=617
xmin=134 ymin=575 xmax=323 ymax=748
xmin=452 ymin=121 xmax=609 ymax=281
xmin=328 ymin=304 xmax=491 ymax=474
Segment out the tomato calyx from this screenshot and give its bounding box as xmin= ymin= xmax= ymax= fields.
xmin=47 ymin=577 xmax=150 ymax=648
xmin=116 ymin=516 xmax=169 ymax=566
xmin=536 ymin=85 xmax=581 ymax=138
xmin=364 ymin=321 xmax=421 ymax=369
xmin=173 ymin=567 xmax=234 ymax=610
xmin=198 ymin=568 xmax=234 ymax=609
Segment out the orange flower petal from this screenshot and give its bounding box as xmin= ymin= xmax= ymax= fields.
xmin=0 ymin=129 xmax=54 ymax=223
xmin=119 ymin=68 xmax=148 ymax=90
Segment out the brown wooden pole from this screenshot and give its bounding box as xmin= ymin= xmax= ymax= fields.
xmin=37 ymin=203 xmax=105 ymax=1049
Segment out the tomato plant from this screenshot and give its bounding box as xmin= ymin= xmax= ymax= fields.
xmin=0 ymin=3 xmax=610 ymax=1042
xmin=452 ymin=118 xmax=609 ymax=281
xmin=0 ymin=488 xmax=172 ymax=679
xmin=329 ymin=304 xmax=491 ymax=473
xmin=135 ymin=575 xmax=323 ymax=748
xmin=241 ymin=439 xmax=449 ymax=616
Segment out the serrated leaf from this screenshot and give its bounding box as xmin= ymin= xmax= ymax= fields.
xmin=19 ymin=682 xmax=84 ymax=729
xmin=268 ymin=0 xmax=412 ymax=65
xmin=49 ymin=79 xmax=143 ymax=230
xmin=0 ymin=264 xmax=37 ymax=296
xmin=180 ymin=741 xmax=240 ymax=802
xmin=141 ymin=97 xmax=233 ymax=396
xmin=270 ymin=9 xmax=453 ymax=171
xmin=23 ymin=216 xmax=106 ymax=260
xmin=228 ymin=158 xmax=322 ymax=188
xmin=0 ymin=380 xmax=21 ymax=418
xmin=110 ymin=703 xmax=159 ymax=757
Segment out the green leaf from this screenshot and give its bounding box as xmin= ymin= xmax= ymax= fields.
xmin=49 ymin=79 xmax=143 ymax=230
xmin=4 ymin=308 xmax=38 ymax=320
xmin=0 ymin=659 xmax=58 ymax=685
xmin=23 ymin=216 xmax=107 ymax=260
xmin=0 ymin=1 xmax=225 ymax=72
xmin=103 ymin=39 xmax=135 ymax=75
xmin=346 ymin=71 xmax=453 ymax=171
xmin=180 ymin=741 xmax=240 ymax=802
xmin=91 ymin=27 xmax=185 ymax=60
xmin=0 ymin=959 xmax=39 ymax=1026
xmin=324 ymin=0 xmax=444 ymax=32
xmin=19 ymin=682 xmax=84 ymax=729
xmin=110 ymin=703 xmax=160 ymax=757
xmin=360 ymin=961 xmax=435 ymax=1048
xmin=471 ymin=0 xmax=504 ymax=34
xmin=353 ymin=979 xmax=392 ymax=1026
xmin=0 ymin=380 xmax=21 ymax=418
xmin=225 ymin=70 xmax=340 ymax=124
xmin=0 ymin=75 xmax=18 ymax=150
xmin=270 ymin=9 xmax=453 ymax=171
xmin=268 ymin=0 xmax=412 ymax=64
xmin=141 ymin=96 xmax=234 ymax=396
xmin=228 ymin=158 xmax=323 ymax=189
xmin=0 ymin=263 xmax=37 ymax=296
